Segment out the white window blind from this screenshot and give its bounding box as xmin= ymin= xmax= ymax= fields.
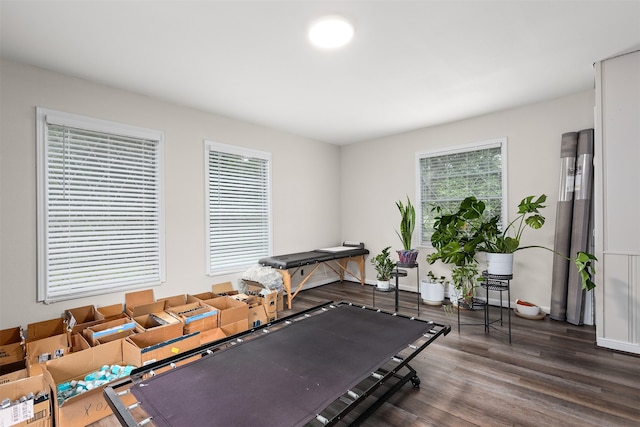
xmin=417 ymin=139 xmax=507 ymax=246
xmin=36 ymin=108 xmax=165 ymax=302
xmin=205 ymin=141 xmax=271 ymax=275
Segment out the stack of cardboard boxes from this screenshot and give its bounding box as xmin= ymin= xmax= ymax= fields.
xmin=0 ymin=281 xmax=283 ymax=427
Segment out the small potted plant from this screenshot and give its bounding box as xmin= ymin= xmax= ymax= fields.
xmin=421 ymin=271 xmax=447 ymax=305
xmin=371 ymin=246 xmax=395 ymax=290
xmin=396 ymin=196 xmax=419 ymax=266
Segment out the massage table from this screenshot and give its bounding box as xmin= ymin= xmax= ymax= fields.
xmin=259 ymin=243 xmax=370 ymax=309
xmin=104 ymin=302 xmax=450 ymax=426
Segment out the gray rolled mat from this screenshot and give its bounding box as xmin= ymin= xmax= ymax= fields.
xmin=566 ymin=129 xmax=594 ymax=325
xmin=551 ymin=132 xmax=577 ymax=321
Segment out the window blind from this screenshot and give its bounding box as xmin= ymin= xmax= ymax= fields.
xmin=206 ymin=143 xmax=271 ymax=274
xmin=37 ymin=109 xmax=164 ymax=302
xmin=418 ymin=140 xmax=505 ymax=246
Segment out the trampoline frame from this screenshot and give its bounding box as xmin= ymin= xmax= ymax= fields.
xmin=104 ymin=302 xmax=450 ymax=427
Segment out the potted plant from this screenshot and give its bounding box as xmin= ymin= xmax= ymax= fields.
xmin=451 ymin=264 xmax=480 ymax=308
xmin=478 ymin=195 xmax=546 ymax=275
xmin=371 ymin=246 xmax=395 ymax=290
xmin=476 ymin=194 xmax=597 ymax=289
xmin=396 ymin=196 xmax=418 ymax=266
xmin=427 ymin=197 xmax=487 ymax=308
xmin=431 ymin=195 xmax=597 ymax=291
xmin=421 ymin=271 xmax=447 ymax=305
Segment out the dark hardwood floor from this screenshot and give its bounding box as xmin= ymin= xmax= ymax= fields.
xmin=92 ymin=281 xmax=640 ymax=426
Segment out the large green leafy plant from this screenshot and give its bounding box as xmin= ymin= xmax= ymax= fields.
xmin=426 ymin=197 xmax=489 ymax=304
xmin=428 ymin=195 xmax=597 ymax=291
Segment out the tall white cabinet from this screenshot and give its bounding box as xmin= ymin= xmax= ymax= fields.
xmin=594 ymin=50 xmax=640 ymax=354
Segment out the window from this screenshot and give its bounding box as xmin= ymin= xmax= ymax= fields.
xmin=417 ymin=138 xmax=507 ymax=246
xmin=205 ymin=141 xmax=271 ymax=275
xmin=36 ymin=108 xmax=165 ymax=303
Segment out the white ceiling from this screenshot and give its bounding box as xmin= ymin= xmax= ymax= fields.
xmin=2 ymin=1 xmax=639 ymax=145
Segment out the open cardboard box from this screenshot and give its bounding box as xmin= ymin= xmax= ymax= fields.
xmin=96 ymin=303 xmax=125 ymax=321
xmin=65 ymin=305 xmax=108 ymax=335
xmin=133 ymin=311 xmax=181 ymax=332
xmin=42 ymin=339 xmax=139 ymax=427
xmin=221 ymin=319 xmax=249 ymax=336
xmin=244 ymin=280 xmax=284 ymax=312
xmin=26 ymin=319 xmax=95 ymax=376
xmin=246 ymin=299 xmax=273 ymax=328
xmin=157 ymin=294 xmax=188 ymax=308
xmin=212 ymin=281 xmax=238 ymax=296
xmin=0 ymin=374 xmax=52 ymax=427
xmin=26 ymin=318 xmax=66 ymax=342
xmin=200 ymin=296 xmax=248 ymax=327
xmin=199 ymin=327 xmax=227 ymax=346
xmin=124 ymin=289 xmax=166 ymax=318
xmin=124 ymin=322 xmax=201 ymax=370
xmin=25 ymin=318 xmax=71 ymax=377
xmin=166 ymin=302 xmax=219 ymax=334
xmin=84 ymin=318 xmax=137 ymax=346
xmin=0 ymin=326 xmax=24 ymax=366
xmin=25 ymin=333 xmax=71 ymax=377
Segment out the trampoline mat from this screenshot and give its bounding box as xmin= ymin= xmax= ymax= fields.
xmin=130 ymin=304 xmax=431 ymax=427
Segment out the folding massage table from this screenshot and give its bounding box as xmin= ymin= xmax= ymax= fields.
xmin=259 ymin=242 xmax=370 ymax=309
xmin=104 ymin=302 xmax=450 ymax=426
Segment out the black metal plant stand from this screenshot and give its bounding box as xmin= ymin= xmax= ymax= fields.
xmin=372 ymin=263 xmax=420 ymax=314
xmin=481 ymin=271 xmax=512 ymax=343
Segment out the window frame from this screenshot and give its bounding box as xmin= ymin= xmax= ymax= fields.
xmin=204 ymin=140 xmax=272 ymax=276
xmin=415 ymin=137 xmax=508 ymax=248
xmin=36 ymin=108 xmax=166 ymax=303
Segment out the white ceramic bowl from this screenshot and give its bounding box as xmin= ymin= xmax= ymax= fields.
xmin=516 ymin=299 xmax=539 ymax=316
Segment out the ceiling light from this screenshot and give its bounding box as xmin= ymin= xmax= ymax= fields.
xmin=308 ymin=15 xmax=354 ymax=49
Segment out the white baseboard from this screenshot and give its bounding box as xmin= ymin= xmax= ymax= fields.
xmin=597 ymin=338 xmax=640 ymax=355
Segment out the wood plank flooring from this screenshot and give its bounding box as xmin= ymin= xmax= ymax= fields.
xmin=91 ymin=281 xmax=640 ymax=426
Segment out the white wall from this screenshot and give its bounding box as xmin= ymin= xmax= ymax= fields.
xmin=0 ymin=60 xmax=341 ymax=328
xmin=341 ymin=90 xmax=595 ymax=310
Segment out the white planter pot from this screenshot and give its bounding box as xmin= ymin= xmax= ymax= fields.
xmin=486 ymin=253 xmax=514 ymax=276
xmin=376 ymin=279 xmax=391 ymax=290
xmin=420 ymin=280 xmax=445 ymax=305
xmin=448 ymin=283 xmax=462 ymax=306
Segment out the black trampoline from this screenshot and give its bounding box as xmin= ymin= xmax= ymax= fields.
xmin=104 ymin=302 xmax=450 ymax=426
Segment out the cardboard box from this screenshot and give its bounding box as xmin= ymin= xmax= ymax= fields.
xmin=202 ymin=296 xmax=248 ymax=327
xmin=124 ymin=289 xmax=165 ymax=317
xmin=166 ymin=302 xmax=219 ymax=334
xmin=0 ymin=360 xmax=27 ymax=385
xmin=133 ymin=312 xmax=181 ymax=332
xmin=25 ymin=333 xmax=71 ymax=377
xmin=0 ymin=374 xmax=51 ymax=427
xmin=188 ymin=291 xmax=217 ymax=301
xmin=0 ymin=327 xmax=24 ymax=366
xmin=247 ymin=300 xmax=270 ymax=328
xmin=124 ymin=323 xmax=200 ymax=367
xmin=65 ymin=305 xmax=106 ymax=335
xmin=221 ymin=319 xmax=249 ymax=336
xmin=70 ymin=334 xmax=90 ymax=353
xmin=244 ymin=280 xmax=283 ymax=312
xmin=96 ymin=303 xmax=125 ymax=321
xmin=95 ymin=329 xmax=136 ymax=345
xmin=41 ymin=339 xmax=139 ymax=427
xmin=157 ymin=294 xmax=187 ymax=308
xmin=84 ymin=318 xmax=138 ymax=346
xmin=199 ymin=328 xmax=227 ymax=345
xmin=212 ymin=281 xmax=238 ymax=296
xmin=26 ymin=319 xmax=65 ymax=342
